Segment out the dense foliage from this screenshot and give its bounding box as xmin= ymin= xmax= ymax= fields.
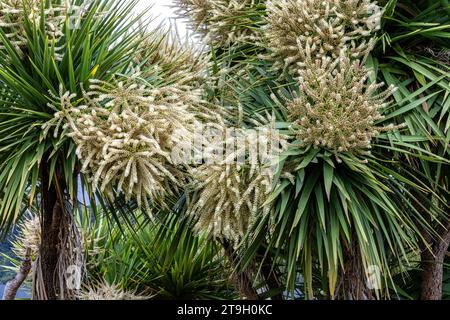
xmin=0 ymin=0 xmax=448 ymax=301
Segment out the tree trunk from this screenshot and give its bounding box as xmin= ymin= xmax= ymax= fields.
xmin=221 ymin=240 xmax=260 ymax=300
xmin=2 ymin=249 xmax=32 ymax=300
xmin=420 ymin=222 xmax=450 ymax=300
xmin=38 ymin=163 xmax=65 ymax=300
xmin=335 ymin=241 xmax=374 ymax=300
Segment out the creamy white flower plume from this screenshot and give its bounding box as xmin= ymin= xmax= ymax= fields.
xmin=273 ymin=53 xmax=397 ymax=154
xmin=188 ymin=115 xmax=288 ymax=245
xmin=45 ymin=79 xmax=204 ymax=210
xmin=0 ymin=0 xmax=68 ymax=58
xmin=11 ymin=213 xmax=41 ymax=260
xmin=174 ymin=0 xmax=264 ymax=47
xmin=79 ymin=280 xmax=149 ymax=300
xmin=264 ymin=0 xmax=382 ymax=75
xmin=137 ymin=31 xmax=209 ymax=87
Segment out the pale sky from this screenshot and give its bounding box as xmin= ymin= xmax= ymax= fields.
xmin=135 ymin=0 xmax=190 ymax=38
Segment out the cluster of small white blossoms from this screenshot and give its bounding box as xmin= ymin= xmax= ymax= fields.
xmin=79 ymin=281 xmax=148 ymax=300
xmin=278 ymin=54 xmax=396 ymax=153
xmin=11 ymin=213 xmax=41 ymax=260
xmin=263 ymin=0 xmax=398 ymax=155
xmin=44 ymin=80 xmax=203 ymax=210
xmin=136 ymin=32 xmax=209 ymax=87
xmin=188 ymin=116 xmax=288 ymax=245
xmin=173 ymin=0 xmax=211 ymax=37
xmin=0 ymin=0 xmax=67 ymax=56
xmin=264 ymin=0 xmax=382 ymax=75
xmin=174 ymin=0 xmax=264 ymax=47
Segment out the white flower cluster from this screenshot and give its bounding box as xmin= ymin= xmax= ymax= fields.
xmin=12 ymin=213 xmax=41 ymax=260
xmin=188 ymin=116 xmax=287 ymax=245
xmin=263 ymin=0 xmax=397 ymax=155
xmin=173 ymin=0 xmax=212 ymax=35
xmin=281 ymin=54 xmax=396 ymax=153
xmin=175 ymin=0 xmax=264 ymax=47
xmin=45 ymin=80 xmax=203 ymax=210
xmin=265 ymin=0 xmax=382 ymax=75
xmin=0 ymin=0 xmax=67 ymax=56
xmin=137 ymin=32 xmax=208 ymax=87
xmin=79 ymin=281 xmax=148 ymax=300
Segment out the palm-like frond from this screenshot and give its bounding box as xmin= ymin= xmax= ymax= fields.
xmin=82 ymin=210 xmax=235 ymax=300
xmin=232 ymin=64 xmax=447 ymax=298
xmin=0 ymin=0 xmax=146 ymax=234
xmin=188 ymin=0 xmax=450 ymax=299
